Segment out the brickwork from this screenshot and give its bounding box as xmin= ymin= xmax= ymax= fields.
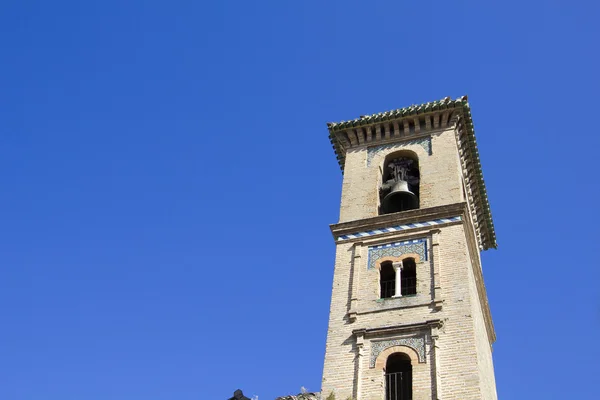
xmin=338 ymin=128 xmax=464 ymax=223
xmin=321 ymin=123 xmax=498 ymax=399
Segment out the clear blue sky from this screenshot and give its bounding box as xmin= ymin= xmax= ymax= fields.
xmin=1 ymin=1 xmax=599 ymax=399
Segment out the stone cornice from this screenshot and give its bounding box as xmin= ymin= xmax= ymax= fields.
xmin=353 ymin=319 xmax=443 ymax=338
xmin=355 ymin=299 xmax=437 ymax=316
xmin=330 ymin=203 xmax=466 ymax=242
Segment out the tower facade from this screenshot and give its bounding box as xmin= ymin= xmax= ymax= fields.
xmin=321 ymin=96 xmax=498 ymax=400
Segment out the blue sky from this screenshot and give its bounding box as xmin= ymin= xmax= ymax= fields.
xmin=1 ymin=1 xmax=599 ymax=399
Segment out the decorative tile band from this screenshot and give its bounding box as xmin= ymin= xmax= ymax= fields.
xmin=367 ymin=137 xmax=432 ymax=166
xmin=336 ymin=216 xmax=461 ymax=241
xmin=368 ymin=239 xmax=427 ymax=269
xmin=370 ymin=336 xmax=426 ymax=367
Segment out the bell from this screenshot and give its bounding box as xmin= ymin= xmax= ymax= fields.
xmin=382 ymin=180 xmax=418 ymax=214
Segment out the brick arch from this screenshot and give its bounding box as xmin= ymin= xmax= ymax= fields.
xmin=366 ymin=136 xmax=432 ymax=166
xmin=381 ymin=148 xmax=419 ymax=167
xmin=374 ymin=345 xmax=420 ymax=371
xmin=374 ymin=254 xmax=421 ymax=271
xmin=369 ymin=144 xmax=430 ymax=169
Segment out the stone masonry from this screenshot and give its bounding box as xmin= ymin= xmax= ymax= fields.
xmin=320 ymin=97 xmax=498 ymax=400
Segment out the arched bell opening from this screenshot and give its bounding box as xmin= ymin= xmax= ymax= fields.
xmin=385 ymin=353 xmax=413 ymax=400
xmin=379 ymin=152 xmax=420 ymax=215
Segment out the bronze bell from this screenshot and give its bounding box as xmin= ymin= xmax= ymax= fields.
xmin=381 ymin=179 xmax=418 ymax=214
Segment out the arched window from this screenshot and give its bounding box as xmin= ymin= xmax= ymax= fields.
xmin=400 ymin=258 xmax=417 ymax=296
xmin=379 ymin=153 xmax=420 ymax=215
xmin=380 ymin=261 xmax=396 ymax=298
xmin=385 ymin=353 xmax=412 ymax=400
xmin=379 ymin=259 xmax=417 ymax=299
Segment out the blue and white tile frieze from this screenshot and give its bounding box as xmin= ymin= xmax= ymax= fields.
xmin=337 ymin=216 xmax=461 ymax=241
xmin=370 ymin=336 xmax=426 ymax=367
xmin=368 ymin=239 xmax=427 ymax=269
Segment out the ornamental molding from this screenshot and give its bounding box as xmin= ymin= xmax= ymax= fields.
xmin=367 ymin=239 xmax=427 ymax=269
xmin=369 ymin=336 xmax=426 ymax=367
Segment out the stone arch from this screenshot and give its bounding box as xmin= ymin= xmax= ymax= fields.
xmin=374 ymin=345 xmax=420 ymax=371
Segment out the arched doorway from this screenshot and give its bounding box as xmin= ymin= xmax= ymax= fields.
xmin=385 ymin=353 xmax=412 ymax=400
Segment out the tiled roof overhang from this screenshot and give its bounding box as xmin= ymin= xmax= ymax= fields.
xmin=327 ymin=96 xmax=497 ymax=250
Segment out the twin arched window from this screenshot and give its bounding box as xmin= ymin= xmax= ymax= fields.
xmin=379 ymin=259 xmax=417 ymax=299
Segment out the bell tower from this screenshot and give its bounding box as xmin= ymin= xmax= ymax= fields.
xmin=321 ymin=96 xmax=498 ymax=400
